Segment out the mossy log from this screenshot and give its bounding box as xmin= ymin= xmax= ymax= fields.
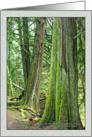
xmin=7 ymin=104 xmax=36 ymax=115
xmin=7 ymin=100 xmax=22 ymax=106
xmin=7 ymin=105 xmax=28 ymax=110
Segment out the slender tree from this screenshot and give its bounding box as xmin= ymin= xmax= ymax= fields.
xmin=7 ymin=65 xmax=14 ymax=97
xmin=18 ymin=17 xmax=30 ymax=91
xmin=16 ymin=57 xmax=20 ymax=96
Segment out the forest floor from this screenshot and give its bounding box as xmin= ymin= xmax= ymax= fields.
xmin=7 ymin=96 xmax=60 ymax=130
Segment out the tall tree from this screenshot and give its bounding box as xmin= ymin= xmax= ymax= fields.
xmin=22 ymin=18 xmax=46 ymax=111
xmin=41 ymin=17 xmax=83 ymax=129
xmin=18 ymin=17 xmax=30 ymax=91
xmin=61 ymin=17 xmax=78 ymax=127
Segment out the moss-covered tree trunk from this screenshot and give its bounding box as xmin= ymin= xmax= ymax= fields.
xmin=41 ymin=18 xmax=68 ymax=125
xmin=18 ymin=17 xmax=30 ymax=90
xmin=41 ymin=17 xmax=81 ymax=129
xmin=7 ymin=65 xmax=14 ymax=97
xmin=22 ymin=17 xmax=30 ymax=89
xmin=61 ymin=18 xmax=78 ymax=128
xmin=22 ymin=18 xmax=46 ymax=111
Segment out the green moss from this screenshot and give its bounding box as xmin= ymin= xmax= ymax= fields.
xmin=40 ymin=96 xmax=46 ymax=100
xmin=19 ymin=119 xmax=29 ymax=122
xmin=20 ymin=111 xmax=25 ymax=117
xmin=33 ymin=117 xmax=40 ymax=122
xmin=41 ymin=18 xmax=61 ymax=124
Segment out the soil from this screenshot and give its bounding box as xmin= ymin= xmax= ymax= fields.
xmin=7 ymin=98 xmax=58 ymax=130
xmin=7 ymin=98 xmax=64 ymax=130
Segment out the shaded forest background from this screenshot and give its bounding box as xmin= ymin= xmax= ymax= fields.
xmin=7 ymin=17 xmax=85 ymax=130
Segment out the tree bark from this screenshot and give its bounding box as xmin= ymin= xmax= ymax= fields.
xmin=22 ymin=18 xmax=46 ymax=111
xmin=62 ymin=18 xmax=78 ymax=128
xmin=18 ymin=17 xmax=30 ymax=90
xmin=41 ymin=17 xmax=83 ymax=129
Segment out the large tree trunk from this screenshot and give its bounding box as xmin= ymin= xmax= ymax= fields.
xmin=22 ymin=18 xmax=46 ymax=111
xmin=61 ymin=18 xmax=78 ymax=128
xmin=41 ymin=17 xmax=83 ymax=129
xmin=41 ymin=18 xmax=68 ymax=126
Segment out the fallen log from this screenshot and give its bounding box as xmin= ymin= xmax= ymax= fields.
xmin=7 ymin=100 xmax=22 ymax=106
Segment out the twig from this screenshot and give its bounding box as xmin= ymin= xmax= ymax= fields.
xmin=13 ymin=83 xmax=24 ymax=90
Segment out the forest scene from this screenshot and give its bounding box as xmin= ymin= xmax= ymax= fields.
xmin=7 ymin=17 xmax=85 ymax=130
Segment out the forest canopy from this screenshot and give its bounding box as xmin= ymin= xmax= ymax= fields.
xmin=7 ymin=17 xmax=85 ymax=130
